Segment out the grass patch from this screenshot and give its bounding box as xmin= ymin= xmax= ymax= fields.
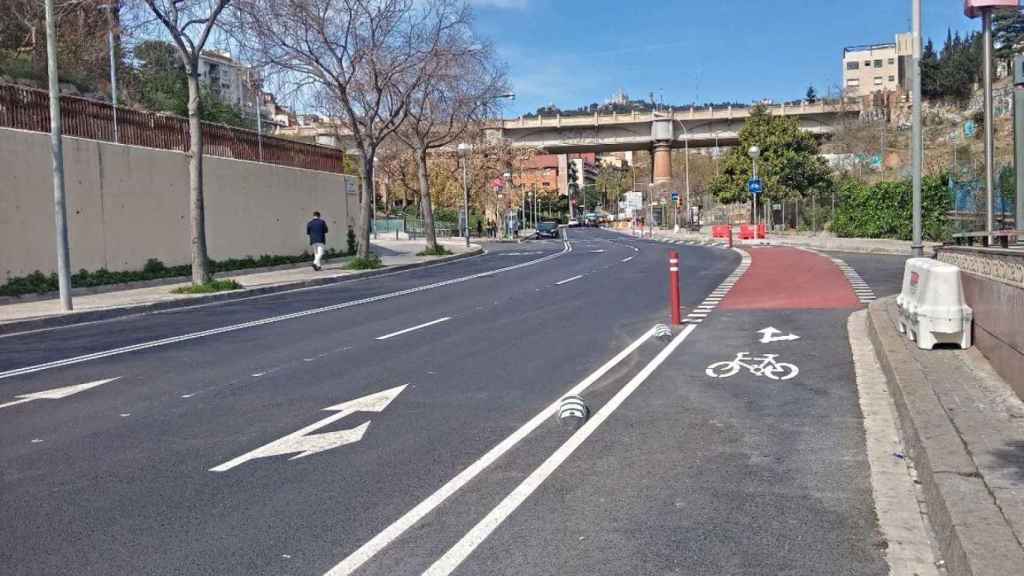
xmin=417 ymin=245 xmax=453 ymax=257
xmin=345 ymin=254 xmax=383 ymax=270
xmin=171 ymin=279 xmax=243 ymax=294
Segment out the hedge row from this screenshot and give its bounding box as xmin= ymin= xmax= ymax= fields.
xmin=831 ymin=174 xmax=952 ymax=242
xmin=1 ymin=249 xmax=348 ymax=297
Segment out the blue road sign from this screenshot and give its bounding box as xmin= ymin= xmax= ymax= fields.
xmin=964 ymin=120 xmax=976 ymax=138
xmin=748 ymin=178 xmax=763 ymax=195
xmin=671 ymin=192 xmax=680 ymax=204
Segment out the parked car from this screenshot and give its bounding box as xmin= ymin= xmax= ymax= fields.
xmin=567 ymin=219 xmax=580 ymax=227
xmin=536 ymin=220 xmax=560 ymax=239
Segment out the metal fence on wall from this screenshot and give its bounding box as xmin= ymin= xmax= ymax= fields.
xmin=0 ymin=83 xmax=347 ymax=174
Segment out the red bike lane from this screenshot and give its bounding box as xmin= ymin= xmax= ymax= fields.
xmin=719 ymin=246 xmax=862 ymax=310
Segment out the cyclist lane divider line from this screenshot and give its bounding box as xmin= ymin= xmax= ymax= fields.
xmin=323 ymin=324 xmax=659 ymax=576
xmin=682 ymin=248 xmax=752 ymax=325
xmin=420 ymin=324 xmax=699 ymax=576
xmin=0 ymin=238 xmax=572 ymax=382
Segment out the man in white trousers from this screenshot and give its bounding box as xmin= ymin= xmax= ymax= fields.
xmin=306 ymin=211 xmax=329 ymax=271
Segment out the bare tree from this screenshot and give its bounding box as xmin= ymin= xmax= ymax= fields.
xmin=232 ymin=0 xmax=468 ymax=260
xmin=394 ymin=36 xmax=508 ymax=252
xmin=139 ymin=0 xmax=230 ymax=284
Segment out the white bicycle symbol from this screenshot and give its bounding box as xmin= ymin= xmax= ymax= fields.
xmin=705 ymin=352 xmax=799 ymax=381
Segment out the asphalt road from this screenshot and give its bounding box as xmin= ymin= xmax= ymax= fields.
xmin=0 ymin=229 xmax=902 ymax=575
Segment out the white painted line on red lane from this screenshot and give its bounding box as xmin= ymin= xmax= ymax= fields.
xmin=555 ymin=275 xmax=583 ymax=286
xmin=375 ymin=317 xmax=451 ymax=341
xmin=0 ymin=239 xmax=572 ymax=381
xmin=422 ymin=324 xmax=698 ymax=576
xmin=323 ymin=326 xmax=659 ymax=576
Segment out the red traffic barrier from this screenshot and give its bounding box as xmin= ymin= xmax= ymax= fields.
xmin=757 ymin=223 xmax=766 ymax=239
xmin=739 ymin=224 xmax=754 ymax=240
xmin=711 ymin=225 xmax=730 ymax=238
xmin=669 ymin=251 xmax=681 ymax=325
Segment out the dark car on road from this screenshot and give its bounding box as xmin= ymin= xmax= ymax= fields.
xmin=536 ymin=221 xmax=560 ymax=239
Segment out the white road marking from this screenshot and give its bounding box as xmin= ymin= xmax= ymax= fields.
xmin=211 ymin=385 xmax=406 ymax=472
xmin=375 ymin=317 xmax=451 ymax=341
xmin=422 ymin=324 xmax=698 ymax=576
xmin=555 ymin=275 xmax=583 ymax=286
xmin=323 ymin=326 xmax=659 ymax=576
xmin=757 ymin=327 xmax=800 ymax=343
xmin=620 ymin=256 xmax=634 ymax=263
xmin=0 ymin=377 xmax=119 ymax=410
xmin=0 ymin=239 xmax=571 ymax=381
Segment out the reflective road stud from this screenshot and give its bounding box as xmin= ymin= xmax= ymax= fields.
xmin=669 ymin=251 xmax=681 ymax=325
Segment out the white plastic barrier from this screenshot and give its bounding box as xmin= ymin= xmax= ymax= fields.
xmin=895 ymin=258 xmax=973 ymax=350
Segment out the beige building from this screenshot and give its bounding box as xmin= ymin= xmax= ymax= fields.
xmin=842 ymin=33 xmax=912 ymax=98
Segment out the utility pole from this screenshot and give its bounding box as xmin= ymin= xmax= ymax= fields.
xmin=911 ymin=0 xmax=923 ymax=256
xmin=983 ymin=7 xmax=996 ymax=245
xmin=45 ymin=0 xmax=72 ymax=311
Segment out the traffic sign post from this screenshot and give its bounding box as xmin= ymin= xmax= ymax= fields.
xmin=748 ymin=177 xmax=763 ymax=240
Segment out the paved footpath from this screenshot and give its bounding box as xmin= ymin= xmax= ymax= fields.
xmin=0 ymin=239 xmax=478 ymax=329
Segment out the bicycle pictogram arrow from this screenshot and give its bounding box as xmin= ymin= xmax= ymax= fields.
xmin=210 ymin=384 xmax=407 ymax=472
xmin=757 ymin=327 xmax=800 ymax=344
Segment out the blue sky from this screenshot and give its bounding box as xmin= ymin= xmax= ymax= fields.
xmin=470 ymin=0 xmax=983 ymax=117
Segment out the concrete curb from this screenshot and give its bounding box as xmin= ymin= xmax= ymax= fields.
xmin=0 ymin=248 xmax=483 ymax=336
xmin=866 ymin=296 xmax=1024 ymax=576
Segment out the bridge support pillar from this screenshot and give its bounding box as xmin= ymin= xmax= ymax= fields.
xmin=653 ymin=142 xmax=672 ymax=184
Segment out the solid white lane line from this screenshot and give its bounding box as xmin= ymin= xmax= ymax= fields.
xmin=375 ymin=317 xmax=451 ymax=341
xmin=323 ymin=326 xmax=658 ymax=576
xmin=422 ymin=324 xmax=698 ymax=576
xmin=0 ymin=240 xmax=572 ymax=381
xmin=555 ymin=275 xmax=583 ymax=286
xmin=620 ymin=256 xmax=634 ymax=263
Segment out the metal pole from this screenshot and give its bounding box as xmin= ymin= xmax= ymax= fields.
xmin=684 ymin=137 xmax=690 ymax=228
xmin=983 ymin=7 xmax=996 ymax=244
xmin=46 ymin=0 xmax=72 ymax=311
xmin=254 ymin=82 xmax=263 ymax=161
xmin=105 ymin=3 xmax=118 ymax=144
xmin=462 ymin=157 xmax=470 ymax=247
xmin=752 ymin=157 xmax=758 ymax=239
xmin=1015 ymin=55 xmax=1024 ymax=240
xmin=911 ymin=0 xmax=924 ymax=256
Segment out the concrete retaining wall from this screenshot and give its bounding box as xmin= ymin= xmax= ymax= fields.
xmin=0 ymin=127 xmax=358 ymax=280
xmin=936 ymin=245 xmax=1024 ymax=399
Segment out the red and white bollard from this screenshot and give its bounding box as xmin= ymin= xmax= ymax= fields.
xmin=669 ymin=251 xmax=681 ymax=325
xmin=727 ymin=226 xmax=733 ymax=249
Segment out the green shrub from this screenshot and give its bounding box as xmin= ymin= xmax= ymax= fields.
xmin=345 ymin=254 xmax=383 ymax=270
xmin=171 ymin=279 xmax=243 ymax=294
xmin=347 ymin=227 xmax=358 ymax=255
xmin=417 ymin=245 xmax=452 ymax=257
xmin=831 ymin=174 xmax=951 ymax=242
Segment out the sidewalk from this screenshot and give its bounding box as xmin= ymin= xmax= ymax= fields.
xmin=0 ymin=239 xmax=479 ymax=333
xmin=866 ymin=296 xmax=1024 ymax=576
xmin=635 ymin=227 xmax=939 ymax=255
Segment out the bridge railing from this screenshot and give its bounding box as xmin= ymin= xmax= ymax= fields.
xmin=502 ymin=99 xmax=857 ymax=129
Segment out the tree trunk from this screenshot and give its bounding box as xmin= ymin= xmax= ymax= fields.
xmin=415 ymin=147 xmax=438 ymax=252
xmin=186 ymin=74 xmax=210 ymax=284
xmin=357 ymin=154 xmax=374 ymax=259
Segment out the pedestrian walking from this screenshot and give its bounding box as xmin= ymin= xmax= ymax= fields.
xmin=306 ymin=211 xmax=329 ymax=271
xmin=476 ymin=219 xmax=483 ymax=238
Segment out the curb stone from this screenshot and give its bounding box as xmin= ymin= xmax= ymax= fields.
xmin=0 ymin=248 xmax=483 ymax=336
xmin=866 ymin=296 xmax=1024 ymax=576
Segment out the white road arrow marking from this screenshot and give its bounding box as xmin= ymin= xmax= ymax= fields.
xmin=757 ymin=327 xmax=800 ymax=344
xmin=210 ymin=384 xmax=407 ymax=472
xmin=0 ymin=378 xmax=119 ymax=410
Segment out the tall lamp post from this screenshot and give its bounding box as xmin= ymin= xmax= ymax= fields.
xmin=503 ymin=171 xmax=512 ymax=238
xmin=457 ymin=143 xmax=472 ymax=247
xmin=748 ymin=145 xmax=761 ymax=236
xmin=674 ymin=120 xmax=691 ymax=230
xmin=99 ymin=1 xmax=118 ymax=143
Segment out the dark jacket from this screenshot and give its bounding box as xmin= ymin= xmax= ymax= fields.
xmin=306 ymin=218 xmax=328 ymax=244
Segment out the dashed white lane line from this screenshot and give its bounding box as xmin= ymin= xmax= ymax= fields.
xmin=0 ymin=239 xmax=572 ymax=381
xmin=555 ymin=275 xmax=583 ymax=286
xmin=375 ymin=317 xmax=452 ymax=341
xmin=323 ymin=326 xmax=660 ymax=576
xmin=421 ymin=324 xmax=698 ymax=576
xmin=621 ymin=256 xmax=634 ymax=263
xmin=679 ymin=247 xmax=751 ymax=325
xmin=795 ymin=247 xmax=878 ymax=304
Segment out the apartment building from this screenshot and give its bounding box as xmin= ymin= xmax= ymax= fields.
xmin=842 ymin=33 xmax=912 ymax=98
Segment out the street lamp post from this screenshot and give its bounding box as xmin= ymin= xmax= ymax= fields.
xmin=99 ymin=1 xmax=118 ymax=144
xmin=674 ymin=120 xmax=691 ymax=231
xmin=911 ymin=0 xmax=923 ymax=256
xmin=748 ymin=145 xmax=761 ymax=238
xmin=457 ymin=143 xmax=471 ymax=247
